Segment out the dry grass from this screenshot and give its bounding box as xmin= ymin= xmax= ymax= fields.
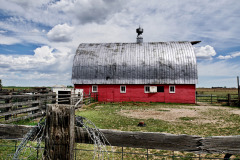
xmin=118 ymin=103 xmax=239 ymax=126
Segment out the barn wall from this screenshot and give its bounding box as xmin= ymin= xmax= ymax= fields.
xmin=75 ymin=84 xmax=196 ymax=104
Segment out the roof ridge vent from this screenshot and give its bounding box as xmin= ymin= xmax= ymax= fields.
xmin=136 ymin=26 xmax=143 ymax=44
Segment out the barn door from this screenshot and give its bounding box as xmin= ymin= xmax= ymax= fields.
xmin=157 ymin=86 xmax=165 ymax=102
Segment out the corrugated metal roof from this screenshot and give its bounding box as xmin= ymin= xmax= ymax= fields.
xmin=72 ymin=42 xmax=198 ymax=84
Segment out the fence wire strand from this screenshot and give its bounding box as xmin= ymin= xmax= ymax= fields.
xmin=75 ymin=116 xmax=114 ymax=160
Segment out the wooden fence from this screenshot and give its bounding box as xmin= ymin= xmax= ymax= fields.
xmin=0 ymin=104 xmax=239 ymax=159
xmin=196 ymin=94 xmax=239 ymax=106
xmin=0 ymin=92 xmax=98 ymax=123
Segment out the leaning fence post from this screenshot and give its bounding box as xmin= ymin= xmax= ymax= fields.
xmin=44 ymin=104 xmax=75 ymax=160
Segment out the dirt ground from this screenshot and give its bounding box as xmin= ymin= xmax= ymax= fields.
xmin=119 ymin=102 xmax=240 ymax=125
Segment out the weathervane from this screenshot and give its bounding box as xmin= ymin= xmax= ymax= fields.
xmin=136 ymin=25 xmax=143 ymax=37
xmin=136 ymin=25 xmax=143 ymax=43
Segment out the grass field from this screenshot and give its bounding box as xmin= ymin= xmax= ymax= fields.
xmin=76 ymin=102 xmax=240 ymax=137
xmin=1 ymin=88 xmax=240 ymax=159
xmin=196 ymin=88 xmax=238 ymax=96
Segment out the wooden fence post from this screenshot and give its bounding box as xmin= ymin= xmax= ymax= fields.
xmin=227 ymin=94 xmax=231 ymax=106
xmin=89 ymin=92 xmax=91 ymax=104
xmin=196 ymin=92 xmax=198 ymax=103
xmin=4 ymin=98 xmax=11 ymax=120
xmin=237 ymin=76 xmax=240 ymax=107
xmin=211 ymin=94 xmax=212 ymax=104
xmin=44 ymin=104 xmax=75 ymax=160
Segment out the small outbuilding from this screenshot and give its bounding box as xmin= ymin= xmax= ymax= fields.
xmin=72 ymin=27 xmax=199 ymax=103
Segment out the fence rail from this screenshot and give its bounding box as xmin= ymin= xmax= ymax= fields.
xmin=1 ymin=124 xmax=240 ymax=155
xmin=196 ymin=94 xmax=239 ymax=106
xmin=1 ymin=139 xmax=237 ymax=160
xmin=0 ymin=92 xmax=98 ymax=123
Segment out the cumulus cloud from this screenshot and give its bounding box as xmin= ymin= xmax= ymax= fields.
xmin=217 ymin=52 xmax=240 ymax=60
xmin=47 ymin=24 xmax=74 ymax=42
xmin=194 ymin=45 xmax=217 ymax=60
xmin=0 ymin=0 xmax=240 ymax=86
xmin=0 ymin=45 xmax=74 ymax=86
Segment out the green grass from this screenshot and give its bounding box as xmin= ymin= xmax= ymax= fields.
xmin=2 ymin=101 xmax=240 ymax=159
xmin=75 ymin=102 xmax=240 ymax=136
xmin=0 ymin=139 xmax=44 ymax=160
xmin=179 ymin=117 xmax=197 ymax=121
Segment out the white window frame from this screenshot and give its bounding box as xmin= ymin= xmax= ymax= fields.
xmin=92 ymin=85 xmax=98 ymax=92
xmin=120 ymin=85 xmax=126 ymax=93
xmin=144 ymin=85 xmax=150 ymax=93
xmin=169 ymin=85 xmax=175 ymax=93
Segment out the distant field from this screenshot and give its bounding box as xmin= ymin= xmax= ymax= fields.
xmin=2 ymin=86 xmax=51 ymax=92
xmin=3 ymin=87 xmax=33 ymax=90
xmin=196 ymin=88 xmax=238 ymax=96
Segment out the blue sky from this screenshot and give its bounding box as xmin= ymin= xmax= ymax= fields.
xmin=0 ymin=0 xmax=240 ymax=87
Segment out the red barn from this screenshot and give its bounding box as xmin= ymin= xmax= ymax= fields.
xmin=72 ymin=28 xmax=199 ymax=103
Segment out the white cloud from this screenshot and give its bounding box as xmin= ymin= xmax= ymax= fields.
xmin=47 ymin=23 xmax=74 ymax=42
xmin=217 ymin=51 xmax=240 ymax=60
xmin=198 ymin=61 xmax=240 ymax=77
xmin=0 ymin=30 xmax=7 ymax=33
xmin=0 ymin=35 xmax=21 ymax=45
xmin=0 ymin=0 xmax=240 ymax=87
xmin=0 ymin=45 xmax=74 ymax=86
xmin=232 ymin=52 xmax=240 ymax=58
xmin=194 ymin=45 xmax=216 ymax=60
xmin=31 ymin=29 xmax=40 ymax=33
xmin=217 ymin=55 xmax=232 ymax=60
xmin=197 ymin=61 xmax=240 ymax=87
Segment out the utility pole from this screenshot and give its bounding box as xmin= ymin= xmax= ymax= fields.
xmin=237 ymin=76 xmax=240 ymax=107
xmin=0 ymin=79 xmax=2 ymax=91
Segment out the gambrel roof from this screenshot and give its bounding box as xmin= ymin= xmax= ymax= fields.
xmin=72 ymin=42 xmax=198 ymax=84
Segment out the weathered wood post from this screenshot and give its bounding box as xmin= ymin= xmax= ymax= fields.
xmin=89 ymin=92 xmax=91 ymax=104
xmin=237 ymin=76 xmax=240 ymax=107
xmin=4 ymin=98 xmax=11 ymax=120
xmin=211 ymin=94 xmax=212 ymax=104
xmin=44 ymin=104 xmax=75 ymax=160
xmin=227 ymin=94 xmax=231 ymax=106
xmin=32 ymin=95 xmax=41 ymax=114
xmin=195 ymin=92 xmax=198 ymax=104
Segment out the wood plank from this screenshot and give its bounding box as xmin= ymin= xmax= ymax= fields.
xmin=0 ymin=100 xmax=40 ymax=109
xmin=201 ymin=136 xmax=240 ymax=155
xmin=3 ymin=112 xmax=42 ymax=123
xmin=76 ymin=128 xmax=202 ymax=152
xmin=0 ymin=106 xmax=40 ymax=117
xmin=0 ymin=124 xmax=34 ymax=139
xmin=0 ymin=93 xmax=56 ymax=99
xmin=1 ymin=124 xmax=240 ymax=154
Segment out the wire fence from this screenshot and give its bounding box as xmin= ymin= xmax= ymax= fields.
xmin=1 ymin=139 xmax=239 ymax=160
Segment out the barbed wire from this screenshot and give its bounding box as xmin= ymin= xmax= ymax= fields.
xmin=75 ymin=116 xmax=114 ymax=160
xmin=12 ymin=117 xmax=46 ymax=160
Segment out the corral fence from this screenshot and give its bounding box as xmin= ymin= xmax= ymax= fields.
xmin=0 ymin=104 xmax=240 ymax=160
xmin=196 ymin=93 xmax=240 ymax=106
xmin=0 ymin=92 xmax=98 ymax=123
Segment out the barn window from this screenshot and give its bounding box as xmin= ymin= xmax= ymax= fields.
xmin=157 ymin=86 xmax=164 ymax=92
xmin=144 ymin=86 xmax=150 ymax=93
xmin=92 ymin=85 xmax=98 ymax=92
xmin=169 ymin=85 xmax=175 ymax=93
xmin=120 ymin=85 xmax=126 ymax=93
